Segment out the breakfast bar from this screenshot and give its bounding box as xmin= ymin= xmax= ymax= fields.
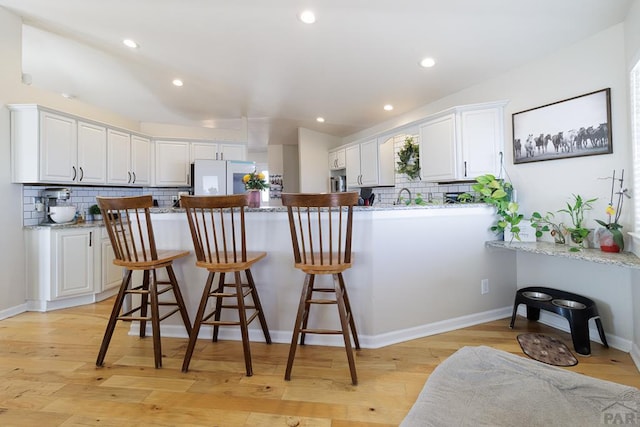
xmin=142 ymin=204 xmax=517 ymax=348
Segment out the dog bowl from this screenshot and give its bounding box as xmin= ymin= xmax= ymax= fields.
xmin=49 ymin=206 xmax=77 ymax=223
xmin=522 ymin=291 xmax=552 ymax=301
xmin=552 ymin=299 xmax=587 ymax=310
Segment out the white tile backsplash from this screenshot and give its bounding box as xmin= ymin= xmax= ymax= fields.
xmin=22 ymin=185 xmax=189 ymax=226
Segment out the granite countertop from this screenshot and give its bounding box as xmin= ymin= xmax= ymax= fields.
xmin=486 ymin=240 xmax=640 ymax=269
xmin=24 ymin=203 xmax=490 ymax=229
xmin=147 ymin=202 xmax=489 ymax=214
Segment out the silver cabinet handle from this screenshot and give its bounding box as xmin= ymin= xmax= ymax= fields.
xmin=79 ymin=167 xmax=84 ymax=181
xmin=128 ymin=171 xmax=132 ymax=183
xmin=132 ymin=171 xmax=137 ymax=184
xmin=72 ymin=166 xmax=77 ymax=181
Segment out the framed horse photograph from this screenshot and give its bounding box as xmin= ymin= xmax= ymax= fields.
xmin=512 ymin=88 xmax=612 ymax=164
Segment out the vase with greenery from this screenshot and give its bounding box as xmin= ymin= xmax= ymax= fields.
xmin=472 ymin=174 xmax=523 ymax=241
xmin=89 ymin=204 xmax=102 ymax=221
xmin=558 ymin=194 xmax=597 ymax=251
xmin=529 ymin=211 xmax=565 ymax=244
xmin=396 ymin=136 xmax=420 ymax=180
xmin=595 ymin=169 xmax=630 ymax=252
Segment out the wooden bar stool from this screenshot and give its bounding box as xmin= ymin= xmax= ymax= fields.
xmin=180 ymin=194 xmax=271 ymax=375
xmin=95 ymin=195 xmax=192 ymax=368
xmin=281 ymin=192 xmax=360 ymax=385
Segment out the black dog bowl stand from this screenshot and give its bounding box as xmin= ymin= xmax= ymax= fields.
xmin=509 ymin=286 xmax=609 ymax=356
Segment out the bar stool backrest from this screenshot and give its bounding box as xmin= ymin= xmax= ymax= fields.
xmin=181 ymin=194 xmax=249 ymax=265
xmin=281 ymin=192 xmax=358 ymax=268
xmin=96 ymin=195 xmax=158 ymax=263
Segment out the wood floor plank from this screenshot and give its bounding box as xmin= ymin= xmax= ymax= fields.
xmin=0 ymin=299 xmax=639 ymax=426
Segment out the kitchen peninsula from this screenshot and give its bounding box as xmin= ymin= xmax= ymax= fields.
xmin=136 ymin=203 xmax=516 ymax=348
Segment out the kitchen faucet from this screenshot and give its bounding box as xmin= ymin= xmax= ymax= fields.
xmin=396 ymin=187 xmax=412 ymax=205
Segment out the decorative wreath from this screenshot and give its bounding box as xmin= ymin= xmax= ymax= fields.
xmin=396 ymin=136 xmax=420 ymax=180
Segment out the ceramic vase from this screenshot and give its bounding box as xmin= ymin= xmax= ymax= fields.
xmin=247 ymin=190 xmax=261 ymax=208
xmin=596 ymin=228 xmax=621 ymax=253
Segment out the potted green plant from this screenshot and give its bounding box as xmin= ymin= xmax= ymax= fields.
xmin=242 ymin=170 xmax=269 ymax=208
xmin=558 ymin=194 xmax=597 ymax=251
xmin=529 ymin=211 xmax=565 ymax=244
xmin=472 ymin=174 xmax=523 ymax=241
xmin=89 ymin=204 xmax=102 ymax=221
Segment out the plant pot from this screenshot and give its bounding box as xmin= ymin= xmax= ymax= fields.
xmin=247 ymin=190 xmax=261 ymax=208
xmin=568 ymin=229 xmax=594 ymax=250
xmin=596 ymin=228 xmax=621 ymax=253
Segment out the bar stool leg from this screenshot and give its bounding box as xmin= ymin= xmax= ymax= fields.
xmin=245 ymin=269 xmax=271 ymax=343
xmin=235 ymin=271 xmax=253 ymax=377
xmin=182 ymin=271 xmax=216 ymax=372
xmin=337 ymin=272 xmax=360 ymax=349
xmin=299 ymin=274 xmax=315 ymax=345
xmin=149 ymin=269 xmax=163 ymax=368
xmin=285 ymin=273 xmax=314 ymax=381
xmin=166 ymin=265 xmax=192 ymax=335
xmin=96 ymin=270 xmax=132 ymax=367
xmin=334 ymin=274 xmax=358 ymax=385
xmin=139 ymin=270 xmax=150 ymax=338
xmin=212 ymin=273 xmax=225 ymax=342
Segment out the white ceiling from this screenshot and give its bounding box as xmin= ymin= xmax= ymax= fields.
xmin=0 ymin=0 xmax=633 ymax=149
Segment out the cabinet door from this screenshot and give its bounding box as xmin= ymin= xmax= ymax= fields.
xmin=131 ymin=135 xmax=152 ymax=185
xmin=419 ymin=114 xmax=457 ymax=181
xmin=460 ymin=108 xmax=502 ymax=178
xmin=155 ymin=140 xmax=190 ymax=186
xmin=107 ymin=129 xmax=132 ymax=185
xmin=77 ymin=121 xmax=107 ymax=184
xmin=345 ymin=145 xmax=361 ymax=187
xmin=191 ymin=142 xmax=219 ymax=162
xmin=329 ymin=148 xmax=346 ymax=170
xmin=39 ymin=111 xmax=77 ymax=183
xmin=359 ymin=139 xmax=379 ymax=186
xmin=101 ymin=239 xmax=122 ymax=292
xmin=219 ymin=143 xmax=246 ymax=161
xmin=54 ymin=229 xmax=95 ymax=299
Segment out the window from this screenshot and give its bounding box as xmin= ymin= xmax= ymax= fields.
xmin=632 ymin=61 xmax=640 ymax=235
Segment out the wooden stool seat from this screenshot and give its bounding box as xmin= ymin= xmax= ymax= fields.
xmin=95 ymin=195 xmax=192 ymax=369
xmin=181 ymin=194 xmax=271 ymax=376
xmin=282 ymin=192 xmax=360 ymax=385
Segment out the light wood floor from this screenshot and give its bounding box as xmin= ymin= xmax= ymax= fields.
xmin=1 ymin=299 xmax=639 ymax=427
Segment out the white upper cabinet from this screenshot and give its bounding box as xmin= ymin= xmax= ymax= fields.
xmin=39 ymin=111 xmax=78 ymax=183
xmin=219 ymin=143 xmax=246 ymax=161
xmin=190 ymin=141 xmax=246 ymax=162
xmin=345 ymin=137 xmax=394 ymax=187
xmin=420 ymin=101 xmax=506 ymax=182
xmin=77 ymin=121 xmax=107 ymax=184
xmin=106 ymin=129 xmax=132 ymax=185
xmin=328 ymin=148 xmax=346 ymax=170
xmin=107 ymin=131 xmax=151 ymax=186
xmin=190 ymin=141 xmax=219 ymax=162
xmin=155 ymin=140 xmax=190 ymax=186
xmin=130 ymin=135 xmax=152 ymax=185
xmin=9 ymin=106 xmax=106 ymax=184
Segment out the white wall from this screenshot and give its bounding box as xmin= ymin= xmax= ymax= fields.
xmin=297 ymin=127 xmax=340 ymax=193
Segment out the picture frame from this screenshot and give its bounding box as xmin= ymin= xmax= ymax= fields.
xmin=512 ymin=88 xmax=612 ymax=164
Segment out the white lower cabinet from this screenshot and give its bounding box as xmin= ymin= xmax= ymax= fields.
xmin=101 ymin=228 xmax=123 ymax=292
xmin=25 ymin=226 xmax=119 ymax=311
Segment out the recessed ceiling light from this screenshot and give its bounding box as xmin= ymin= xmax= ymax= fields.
xmin=299 ymin=10 xmax=316 ymax=24
xmin=316 ymin=117 xmax=325 ymax=123
xmin=420 ymin=57 xmax=436 ymax=68
xmin=384 ymin=104 xmax=394 ymax=111
xmin=123 ymin=39 xmax=139 ymax=49
xmin=172 ymin=79 xmax=184 ymax=87
xmin=61 ymin=93 xmax=75 ymax=99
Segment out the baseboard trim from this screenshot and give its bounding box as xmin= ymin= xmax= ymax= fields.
xmin=131 ymin=306 xmax=515 ymax=349
xmin=0 ymin=303 xmax=27 ymax=320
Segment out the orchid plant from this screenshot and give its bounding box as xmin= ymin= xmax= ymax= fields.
xmin=595 ymin=169 xmax=630 ymax=251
